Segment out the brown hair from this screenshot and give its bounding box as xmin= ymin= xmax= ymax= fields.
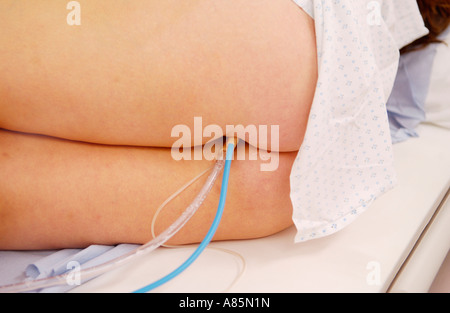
xmin=401 ymin=0 xmax=450 ymax=54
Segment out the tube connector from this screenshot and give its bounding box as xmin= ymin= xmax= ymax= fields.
xmin=225 ymin=137 xmax=239 ymax=151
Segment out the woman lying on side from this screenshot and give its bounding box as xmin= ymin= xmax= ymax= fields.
xmin=0 ymin=0 xmax=448 ymax=250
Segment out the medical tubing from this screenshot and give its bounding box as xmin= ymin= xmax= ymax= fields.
xmin=0 ymin=156 xmax=225 ymax=293
xmin=133 ymin=141 xmax=235 ymax=293
xmin=151 ymin=166 xmax=214 ymax=241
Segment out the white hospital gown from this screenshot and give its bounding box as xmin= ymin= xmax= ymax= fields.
xmin=290 ymin=0 xmax=428 ymax=242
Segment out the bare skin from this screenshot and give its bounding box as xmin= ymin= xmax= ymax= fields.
xmin=0 ymin=0 xmax=317 ymax=250
xmin=0 ymin=130 xmax=297 ymax=250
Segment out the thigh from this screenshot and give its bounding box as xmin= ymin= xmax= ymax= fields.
xmin=0 ymin=129 xmax=296 ymax=250
xmin=0 ymin=0 xmax=317 ymax=151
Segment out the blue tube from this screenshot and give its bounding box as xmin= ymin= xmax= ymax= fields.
xmin=133 ymin=141 xmax=235 ymax=293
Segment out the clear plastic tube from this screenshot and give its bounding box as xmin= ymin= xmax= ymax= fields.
xmin=0 ymin=156 xmax=225 ymax=293
xmin=133 ymin=140 xmax=235 ymax=293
